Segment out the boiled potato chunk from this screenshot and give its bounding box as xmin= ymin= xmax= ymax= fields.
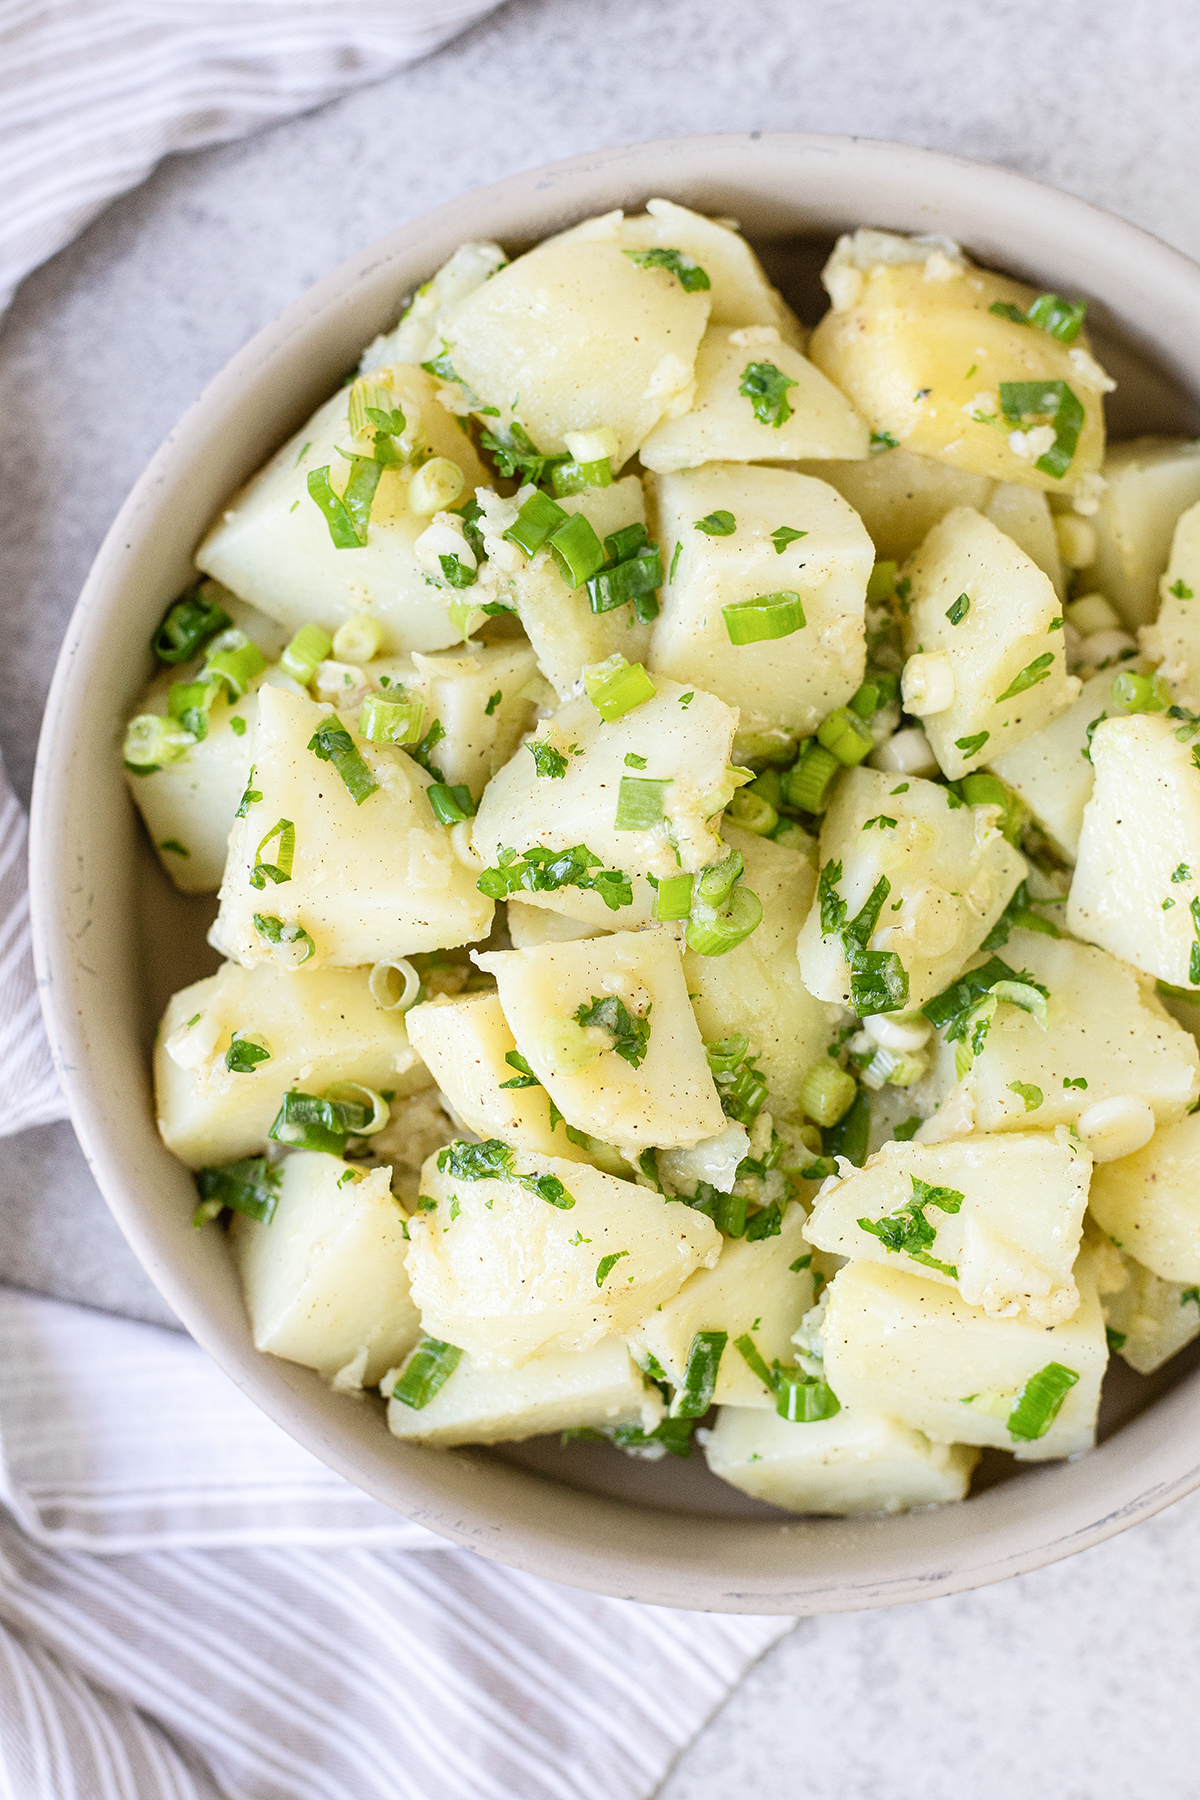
xmin=231 ymin=1153 xmax=418 ymax=1385
xmin=440 ymin=224 xmax=710 ymax=465
xmin=368 ymin=641 xmax=543 ymax=801
xmin=126 ymin=673 xmax=259 ymax=892
xmin=506 ymin=901 xmax=609 ymax=948
xmin=1082 ymin=437 xmax=1200 ymax=629
xmin=705 ymin=1404 xmax=977 ymax=1515
xmin=1144 ymin=499 xmax=1200 ymax=710
xmin=211 ymin=687 xmax=493 ymax=968
xmin=988 ymin=670 xmax=1111 ymax=860
xmin=639 ymin=326 xmax=867 ymax=472
xmin=982 ymin=482 xmax=1065 ymax=597
xmin=919 ymin=928 xmax=1199 ymax=1142
xmin=629 ymin=1202 xmax=814 ymax=1407
xmin=809 ymin=236 xmax=1107 ymax=500
xmin=478 ymin=478 xmax=652 ymax=699
xmin=472 ymin=675 xmax=737 ymax=930
xmin=648 ymin=465 xmax=873 ymax=736
xmin=404 ymin=992 xmax=591 ymax=1163
xmin=155 ymin=960 xmax=428 ymax=1168
xmin=1102 ymin=1251 xmax=1200 ymax=1375
xmin=901 ymin=507 xmax=1075 ymax=781
xmin=1068 ymin=713 xmax=1200 ymax=987
xmin=360 ymin=241 xmax=508 ymax=370
xmin=804 ymin=1132 xmax=1090 ymax=1326
xmin=406 ymin=1148 xmax=720 ymax=1367
xmin=1089 ymin=1111 xmax=1200 ymax=1283
xmin=196 ymin=366 xmax=489 ymax=654
xmin=796 ymin=768 xmax=1024 ymax=1012
xmin=477 ymin=930 xmax=724 ymax=1151
xmin=385 ymin=1338 xmax=661 ymax=1447
xmin=820 ymin=1251 xmax=1107 ymax=1461
xmin=684 ymin=826 xmax=838 ymax=1111
xmin=615 ymin=199 xmax=802 ymax=340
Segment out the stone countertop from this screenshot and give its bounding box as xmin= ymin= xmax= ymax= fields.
xmin=3 ymin=0 xmax=1200 ymax=1791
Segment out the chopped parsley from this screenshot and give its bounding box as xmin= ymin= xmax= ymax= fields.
xmin=485 ymin=690 xmax=502 ymax=716
xmin=857 ymin=1174 xmax=963 ymax=1278
xmin=996 ymin=652 xmax=1056 ymax=702
xmin=499 ymin=1051 xmax=540 ymax=1090
xmin=739 ymin=360 xmax=798 ymax=429
xmin=862 ymin=815 xmax=897 ymax=831
xmin=436 ymin=1139 xmax=574 ymax=1208
xmin=770 ymin=525 xmax=808 ymax=554
xmin=595 ymin=1250 xmax=630 ymax=1287
xmin=477 ymin=843 xmax=633 ymax=911
xmin=988 ymin=291 xmax=1086 ymax=343
xmin=869 ymin=430 xmax=900 ymax=454
xmin=695 ymin=510 xmax=736 ymax=536
xmin=1173 ymin=863 xmax=1192 ymax=883
xmin=223 ymin=1033 xmax=270 ymax=1074
xmin=1063 ymin=1076 xmax=1088 ymax=1090
xmin=622 ymin=246 xmax=711 ymax=291
xmin=998 ymin=381 xmax=1084 ymax=480
xmin=1008 ymin=1081 xmax=1043 ymax=1112
xmin=159 ymin=839 xmax=189 ymax=857
xmin=528 ymin=740 xmax=569 ymax=779
xmin=955 ymin=731 xmax=990 ymax=756
xmin=817 ymin=859 xmax=909 ymax=1016
xmin=1170 ymin=579 xmax=1194 ymax=600
xmin=624 ymin=753 xmax=648 ymax=769
xmin=573 ymin=995 xmax=651 ymax=1068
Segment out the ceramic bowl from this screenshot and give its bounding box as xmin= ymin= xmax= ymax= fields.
xmin=30 ymin=132 xmax=1200 ymax=1613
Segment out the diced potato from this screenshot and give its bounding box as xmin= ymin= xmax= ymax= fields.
xmin=477 ymin=930 xmax=724 ymax=1150
xmin=406 ymin=1148 xmax=720 ymax=1367
xmin=648 ymin=465 xmax=874 ymax=736
xmin=796 ymin=448 xmax=995 ymax=562
xmin=684 ymin=826 xmax=838 ymax=1111
xmin=366 ymin=641 xmax=543 ymax=801
xmin=404 ymin=992 xmax=592 ymax=1163
xmin=195 ymin=365 xmax=489 ymax=654
xmin=1144 ymin=498 xmax=1200 ymax=710
xmin=808 ymin=240 xmax=1107 ymax=500
xmin=506 ymin=901 xmax=608 ymax=948
xmin=987 ymin=670 xmax=1111 ymax=860
xmin=820 ymin=1250 xmax=1108 ymax=1461
xmin=1068 ymin=712 xmax=1200 ymax=987
xmin=615 ymin=199 xmax=803 ymax=340
xmin=126 ymin=671 xmax=261 ymax=892
xmin=919 ymin=927 xmax=1199 ymax=1146
xmin=385 ymin=1338 xmax=661 ymax=1447
xmin=155 ymin=960 xmax=428 ymax=1168
xmin=472 ymin=675 xmax=738 ymax=930
xmin=804 ymin=1132 xmax=1090 ymax=1325
xmin=230 ymin=1153 xmax=418 ymax=1385
xmin=360 ymin=241 xmax=508 ymax=370
xmin=1102 ymin=1251 xmax=1200 ymax=1375
xmin=211 ymin=687 xmax=493 ymax=968
xmin=639 ymin=326 xmax=868 ymax=472
xmin=796 ymin=768 xmax=1024 ymax=1012
xmin=440 ymin=224 xmax=710 ymax=465
xmin=984 ymin=483 xmax=1065 ymax=596
xmin=485 ymin=478 xmax=653 ymax=699
xmin=704 ymin=1403 xmax=978 ymax=1515
xmin=1082 ymin=437 xmax=1200 ymax=628
xmin=629 ymin=1202 xmax=815 ymax=1406
xmin=1089 ymin=1111 xmax=1200 ymax=1283
xmin=901 ymin=507 xmax=1076 ymax=781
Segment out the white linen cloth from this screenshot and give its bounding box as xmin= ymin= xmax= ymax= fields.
xmin=0 ymin=6 xmax=793 ymax=1793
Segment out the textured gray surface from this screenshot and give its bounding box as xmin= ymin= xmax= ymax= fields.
xmin=3 ymin=0 xmax=1200 ymax=1789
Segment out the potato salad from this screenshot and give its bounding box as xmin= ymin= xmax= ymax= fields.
xmin=128 ymin=201 xmax=1200 ymax=1518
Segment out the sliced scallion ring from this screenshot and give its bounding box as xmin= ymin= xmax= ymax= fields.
xmin=369 ymin=959 xmax=421 ymax=1012
xmin=722 ymin=591 xmax=805 ymax=645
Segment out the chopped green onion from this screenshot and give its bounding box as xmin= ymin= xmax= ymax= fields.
xmin=235 ymin=769 xmax=262 ymax=818
xmin=734 ymin=1334 xmax=775 ymax=1390
xmin=870 ymin=431 xmax=900 ymax=454
xmin=392 ymin=1336 xmax=463 ymax=1410
xmin=996 ymin=651 xmax=1056 ymax=703
xmin=269 ymin=1089 xmax=372 ymax=1155
xmin=584 ymin=658 xmax=656 ymax=721
xmin=823 ymin=1087 xmax=871 ymax=1167
xmin=739 ymin=360 xmax=798 ymax=428
xmin=695 ymin=510 xmax=736 ymax=536
xmin=281 ymin=622 xmax=334 ymax=685
xmin=623 ymin=246 xmax=710 ymax=291
xmin=857 ymin=1173 xmax=962 ymax=1277
xmin=850 ymin=672 xmax=899 ymax=718
xmin=946 ymin=593 xmax=971 ymax=626
xmin=669 ymin=1330 xmax=727 ymax=1418
xmin=998 ymin=380 xmax=1084 ymax=480
xmin=1008 ymin=1080 xmax=1043 ymax=1111
xmin=253 ymin=914 xmax=316 ymax=965
xmin=586 ymin=549 xmax=662 ymax=616
xmin=726 ymin=790 xmax=778 ymax=836
xmin=324 ymin=1080 xmax=390 ymax=1135
xmin=332 ymin=614 xmax=384 ymax=663
xmin=167 ymin=677 xmax=221 ymax=741
xmin=1111 ymin=670 xmax=1170 ymax=715
xmin=308 ymin=462 xmax=377 ymax=548
xmin=958 ymin=772 xmax=1025 ymax=843
xmin=782 ymin=744 xmax=840 ymax=813
xmin=695 ymin=851 xmax=744 ymax=907
xmin=723 ymin=591 xmax=805 ymax=645
xmin=153 ymin=586 xmax=231 ymax=665
xmin=359 ymin=690 xmax=424 ymax=744
xmin=595 ymin=1250 xmax=630 ymax=1287
xmin=653 ymin=872 xmax=694 ymax=920
xmin=123 ymin=713 xmax=194 ymax=772
xmin=205 ymin=640 xmax=267 ymax=700
xmin=504 ymin=490 xmax=569 ymax=556
xmin=573 ymin=994 xmax=651 ymax=1068
xmin=224 ymin=1032 xmax=271 ymax=1074
xmin=989 ymin=291 xmax=1086 ymax=343
xmin=192 ymin=1157 xmax=280 ymax=1227
xmin=1006 ymin=1361 xmax=1079 ymax=1441
xmin=866 ymin=561 xmax=898 ymax=603
xmin=159 ymin=839 xmax=189 ymax=857
xmin=369 ymin=959 xmax=420 ymax=1011
xmin=799 ymin=1061 xmax=857 ymax=1128
xmin=551 ymin=458 xmax=613 ymax=497
xmin=548 ymin=513 xmax=607 ymax=588
xmin=687 ymin=885 xmax=763 ymax=957
xmin=307 ymin=714 xmax=379 ymax=804
xmin=955 ymin=731 xmax=990 ymax=758
xmin=817 ymin=706 xmax=874 ymax=767
xmin=615 ymin=776 xmax=669 ymax=831
xmin=775 ymin=1375 xmax=841 ymax=1423
xmin=427 ymin=782 xmax=476 ymax=824
xmin=250 ymin=818 xmax=295 ymax=889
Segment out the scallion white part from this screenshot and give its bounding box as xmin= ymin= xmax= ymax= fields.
xmin=408 ymin=457 xmax=465 ymax=516
xmin=901 ymin=652 xmax=956 ymax=716
xmin=369 ymin=959 xmax=421 ymax=1012
xmin=323 ymin=1081 xmax=390 ymax=1135
xmin=1076 ymin=1094 xmax=1155 ymax=1163
xmin=331 ymin=614 xmax=384 ymax=663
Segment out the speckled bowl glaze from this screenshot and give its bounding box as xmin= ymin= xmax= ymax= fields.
xmin=30 ymin=133 xmax=1200 ymax=1613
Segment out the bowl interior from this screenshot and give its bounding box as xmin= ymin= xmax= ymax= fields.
xmin=32 ymin=133 xmax=1200 ymax=1612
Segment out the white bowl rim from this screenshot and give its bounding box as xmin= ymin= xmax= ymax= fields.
xmin=28 ymin=129 xmax=1200 ymax=1615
